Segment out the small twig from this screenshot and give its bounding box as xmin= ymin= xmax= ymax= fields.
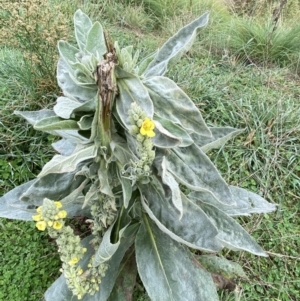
xmin=287 ymin=191 xmax=300 ymax=200
xmin=266 ymin=251 xmax=300 ymax=260
xmin=271 ymin=0 xmax=288 ymax=33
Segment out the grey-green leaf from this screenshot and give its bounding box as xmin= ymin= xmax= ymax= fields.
xmin=34 ymin=116 xmax=79 ymax=131
xmin=143 ymin=12 xmax=209 ymax=77
xmin=58 ymin=40 xmax=78 ymax=66
xmin=38 ymin=145 xmax=97 ymax=178
xmin=78 ymin=115 xmax=93 ymax=130
xmin=165 ymin=144 xmax=235 ymax=205
xmin=228 ymin=186 xmax=277 ymax=215
xmin=161 ymin=157 xmax=183 ymax=217
xmin=116 ymin=77 xmax=154 ymax=129
xmin=21 ymin=170 xmax=86 ymax=205
xmin=14 ymin=109 xmax=56 ymax=126
xmin=154 ymin=115 xmax=193 ymax=147
xmin=93 ymin=217 xmax=129 ymax=266
xmin=57 ymin=58 xmax=97 ymax=102
xmin=199 ymin=202 xmax=267 ymax=256
xmin=107 ymin=247 xmax=137 ymax=301
xmin=198 ymin=255 xmax=247 ymax=279
xmin=54 ymin=97 xmax=82 ymax=119
xmin=192 ymin=127 xmax=245 ymax=153
xmin=52 ymin=139 xmax=76 ymax=156
xmin=135 ymin=216 xmax=219 ymax=301
xmin=74 ymin=9 xmax=93 ymax=51
xmin=139 ymin=176 xmax=222 ymax=252
xmin=86 ymin=21 xmax=107 ymax=59
xmin=189 ymin=185 xmax=276 ymax=216
xmin=144 ymin=76 xmax=211 ymax=136
xmin=0 ymin=180 xmax=37 ymax=221
xmin=152 ymin=120 xmax=182 ymax=148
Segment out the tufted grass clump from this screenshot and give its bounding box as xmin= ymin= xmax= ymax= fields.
xmin=0 ymin=0 xmax=71 ymax=94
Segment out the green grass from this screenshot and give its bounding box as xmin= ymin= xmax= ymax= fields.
xmin=1 ymin=1 xmax=300 ymax=300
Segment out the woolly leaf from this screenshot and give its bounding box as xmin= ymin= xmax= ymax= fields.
xmin=135 ymin=216 xmax=219 ymax=301
xmin=34 ymin=116 xmax=79 ymax=131
xmin=139 ymin=176 xmax=222 ymax=252
xmin=189 ymin=186 xmax=276 ymax=216
xmin=199 ymin=202 xmax=267 ymax=256
xmin=86 ymin=21 xmax=106 ymax=59
xmin=107 ymin=247 xmax=137 ymax=301
xmin=144 ymin=12 xmax=209 ymax=77
xmin=198 ymin=255 xmax=247 ymax=279
xmin=192 ymin=127 xmax=245 ymax=153
xmin=14 ymin=109 xmax=56 ymax=126
xmin=144 ymin=76 xmax=211 ymax=136
xmin=57 ymin=41 xmax=78 ymax=66
xmin=57 ymin=58 xmax=97 ymax=102
xmin=38 ymin=145 xmax=97 ymax=178
xmin=74 ymin=9 xmax=93 ymax=51
xmin=154 ymin=115 xmax=193 ymax=147
xmin=116 ymin=77 xmax=154 ymax=129
xmin=164 ymin=144 xmax=235 ymax=205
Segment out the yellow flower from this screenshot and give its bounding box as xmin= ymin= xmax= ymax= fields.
xmin=54 ymin=201 xmax=62 ymax=208
xmin=36 ymin=206 xmax=42 ymax=213
xmin=140 ymin=118 xmax=155 ymax=137
xmin=69 ymin=257 xmax=79 ymax=265
xmin=57 ymin=210 xmax=67 ymax=219
xmin=32 ymin=214 xmax=42 ymax=222
xmin=53 ymin=221 xmax=63 ymax=230
xmin=36 ymin=221 xmax=47 ymax=231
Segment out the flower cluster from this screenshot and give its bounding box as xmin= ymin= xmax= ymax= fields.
xmin=88 ymin=194 xmax=117 ymax=248
xmin=55 ymin=226 xmax=107 ymax=299
xmin=32 ymin=198 xmax=108 ymax=299
xmin=32 ymin=198 xmax=67 ymax=231
xmin=125 ymin=102 xmax=156 ymax=182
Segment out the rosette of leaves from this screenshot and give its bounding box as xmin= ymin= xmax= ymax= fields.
xmin=0 ymin=9 xmax=277 ymax=301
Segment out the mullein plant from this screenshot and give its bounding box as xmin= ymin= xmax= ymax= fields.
xmin=0 ymin=10 xmax=276 ymax=301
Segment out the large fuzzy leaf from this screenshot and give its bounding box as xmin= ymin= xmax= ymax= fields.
xmin=110 ymin=138 xmax=137 ymax=166
xmin=198 ymin=255 xmax=247 ymax=279
xmin=154 ymin=115 xmax=193 ymax=147
xmin=139 ymin=176 xmax=222 ymax=252
xmin=144 ymin=76 xmax=211 ymax=136
xmin=34 ymin=116 xmax=79 ymax=131
xmin=52 ymin=139 xmax=76 ymax=156
xmin=161 ymin=157 xmax=182 ymax=217
xmin=163 ymin=144 xmax=235 ymax=205
xmin=38 ymin=145 xmax=97 ymax=178
xmin=192 ymin=127 xmax=244 ymax=153
xmin=116 ymin=77 xmax=154 ymax=129
xmin=57 ymin=58 xmax=97 ymax=102
xmin=14 ymin=109 xmax=56 ymax=126
xmin=86 ymin=21 xmax=107 ymax=59
xmin=0 ymin=180 xmax=37 ymax=220
xmin=58 ymin=40 xmax=79 ymax=66
xmin=74 ymin=9 xmax=93 ymax=51
xmin=20 ymin=170 xmax=85 ymax=205
xmin=143 ymin=12 xmax=209 ymax=77
xmin=199 ymin=202 xmax=267 ymax=256
xmin=107 ymin=247 xmax=137 ymax=301
xmin=189 ymin=185 xmax=277 ymax=216
xmin=93 ymin=222 xmax=128 ymax=266
xmin=228 ymin=186 xmax=277 ymax=215
xmin=135 ymin=215 xmax=219 ymax=301
xmin=152 ymin=120 xmax=182 ymax=148
xmin=53 ymin=96 xmax=84 ymax=119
